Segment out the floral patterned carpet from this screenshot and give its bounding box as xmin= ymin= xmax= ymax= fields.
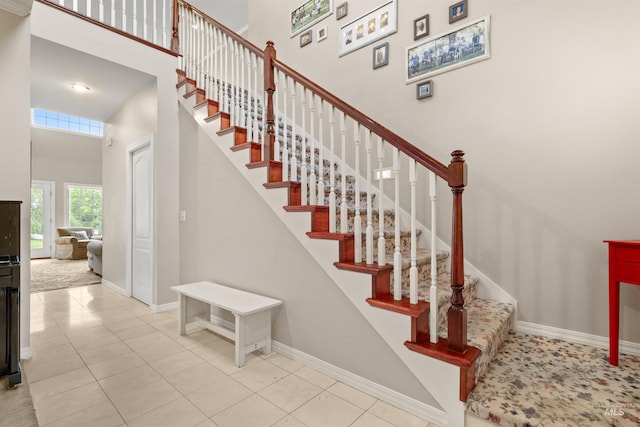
xmin=466 ymin=332 xmax=640 ymax=426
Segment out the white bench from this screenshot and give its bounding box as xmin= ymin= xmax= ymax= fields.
xmin=171 ymin=281 xmax=282 ymax=367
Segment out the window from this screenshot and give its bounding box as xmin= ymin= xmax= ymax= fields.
xmin=32 ymin=109 xmax=103 ymax=137
xmin=65 ymin=184 xmax=103 ymax=235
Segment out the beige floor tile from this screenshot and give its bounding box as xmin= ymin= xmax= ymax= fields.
xmin=99 ymin=364 xmax=163 ymax=397
xmin=127 ymin=397 xmax=207 ymax=427
xmin=211 ymin=394 xmax=287 ymax=427
xmin=29 ymin=323 xmax=66 ymax=342
xmin=165 ymin=361 xmax=226 ymax=395
xmin=293 ymin=366 xmax=337 ymax=389
xmin=65 ymin=325 xmax=121 ymax=349
xmin=124 ymin=331 xmax=173 ymax=351
xmin=77 ymin=341 xmax=132 ymax=365
xmin=147 ymin=349 xmax=206 ymax=377
xmin=194 ymin=419 xmax=219 ymax=427
xmin=258 ymin=374 xmax=323 ymax=412
xmin=43 ymin=400 xmax=124 ymax=427
xmin=133 ymin=338 xmax=186 ymax=363
xmin=366 ymin=401 xmax=431 ymax=427
xmin=88 ymin=350 xmax=146 ymax=379
xmin=173 ymin=329 xmax=220 ymax=349
xmin=29 ymin=366 xmax=96 ymax=403
xmin=112 ymin=322 xmax=158 ymax=341
xmin=108 ymin=378 xmax=182 ymax=421
xmin=34 ymin=381 xmax=109 ymax=426
xmin=352 ymin=412 xmax=396 ymax=427
xmin=186 ymin=376 xmax=253 ymax=417
xmin=231 ymin=360 xmax=290 ymax=392
xmin=327 ymin=382 xmax=376 ymax=410
xmin=23 ymin=352 xmax=86 ymax=383
xmin=27 ymin=342 xmax=77 ymax=365
xmin=30 ymin=334 xmax=71 ymax=351
xmin=291 ymin=391 xmax=364 ymax=427
xmin=271 ymin=416 xmax=308 ymax=427
xmin=105 ymin=316 xmax=148 ymax=333
xmin=262 ymin=353 xmax=304 ymax=373
xmin=92 ymin=307 xmax=137 ymax=324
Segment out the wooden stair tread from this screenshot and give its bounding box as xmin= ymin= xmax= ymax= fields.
xmin=333 ymin=261 xmax=393 ymax=274
xmin=283 ymin=205 xmax=329 ymax=213
xmin=405 ymin=339 xmax=481 ymax=369
xmin=366 ymin=294 xmax=428 ymax=318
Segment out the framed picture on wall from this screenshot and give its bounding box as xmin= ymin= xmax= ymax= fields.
xmin=372 ymin=42 xmax=389 ymax=69
xmin=300 ymin=29 xmax=313 ymax=47
xmin=416 ymin=80 xmax=433 ymax=99
xmin=317 ymin=26 xmax=328 ymax=41
xmin=449 ymin=0 xmax=468 ymax=24
xmin=339 ymin=0 xmax=397 ymax=57
xmin=405 ymin=15 xmax=490 ymax=83
xmin=413 ymin=14 xmax=429 ymax=40
xmin=336 ymin=2 xmax=348 ymax=20
xmin=291 ymin=0 xmax=334 ymax=37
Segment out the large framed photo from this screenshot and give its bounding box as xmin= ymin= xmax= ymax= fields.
xmin=291 ymin=0 xmax=334 ymax=37
xmin=405 ymin=15 xmax=490 ymax=84
xmin=339 ymin=0 xmax=397 ymax=57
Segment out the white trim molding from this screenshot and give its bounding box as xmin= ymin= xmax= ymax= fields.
xmin=271 ymin=341 xmax=448 ymax=427
xmin=517 ymin=321 xmax=640 ymax=357
xmin=150 ymin=301 xmax=178 ymax=313
xmin=20 ymin=346 xmax=32 ymax=360
xmin=101 ymin=279 xmax=130 ymax=296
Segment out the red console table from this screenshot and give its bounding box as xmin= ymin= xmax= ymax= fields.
xmin=604 ymin=240 xmax=640 ymax=366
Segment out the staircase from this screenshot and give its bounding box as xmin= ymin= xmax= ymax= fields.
xmin=176 ymin=44 xmax=515 ymax=425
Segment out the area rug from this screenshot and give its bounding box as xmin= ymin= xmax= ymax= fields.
xmin=30 ymin=258 xmax=101 ymax=293
xmin=466 ymin=331 xmax=640 ymax=426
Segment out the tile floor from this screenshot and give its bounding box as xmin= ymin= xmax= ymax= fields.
xmin=25 ymin=284 xmax=435 ymax=427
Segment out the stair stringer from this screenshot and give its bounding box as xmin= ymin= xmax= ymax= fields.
xmin=178 ymin=93 xmax=468 ymax=426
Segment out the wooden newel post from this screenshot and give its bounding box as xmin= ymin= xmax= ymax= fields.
xmin=263 ymin=41 xmax=277 ymax=162
xmin=171 ymin=0 xmax=180 ymax=54
xmin=447 ymin=150 xmax=467 ymax=354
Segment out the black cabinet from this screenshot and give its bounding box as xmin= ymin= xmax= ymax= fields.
xmin=0 ymin=201 xmax=21 ymax=388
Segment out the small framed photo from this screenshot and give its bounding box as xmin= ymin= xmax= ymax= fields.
xmin=413 ymin=14 xmax=429 ymax=40
xmin=336 ymin=2 xmax=348 ymax=20
xmin=416 ymin=80 xmax=433 ymax=99
xmin=449 ymin=0 xmax=467 ymax=24
xmin=300 ymin=30 xmax=312 ymax=47
xmin=373 ymin=42 xmax=389 ymax=69
xmin=317 ymin=26 xmax=328 ymax=41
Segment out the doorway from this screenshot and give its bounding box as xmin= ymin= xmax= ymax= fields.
xmin=127 ymin=137 xmax=153 ymax=305
xmin=30 ymin=180 xmax=55 ymax=259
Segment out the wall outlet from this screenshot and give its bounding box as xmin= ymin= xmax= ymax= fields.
xmin=179 ymin=210 xmax=187 ymax=222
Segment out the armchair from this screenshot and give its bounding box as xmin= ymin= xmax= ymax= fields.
xmin=54 ymin=227 xmax=99 ymax=260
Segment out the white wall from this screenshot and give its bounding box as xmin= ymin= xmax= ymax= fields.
xmin=247 ymin=0 xmax=640 ymax=342
xmin=0 ymin=9 xmax=32 ymax=356
xmin=32 ymin=1 xmax=181 ymax=306
xmin=178 ymin=107 xmax=436 ymax=406
xmin=31 ymin=127 xmax=102 ymax=228
xmin=189 ymin=0 xmax=248 ymax=33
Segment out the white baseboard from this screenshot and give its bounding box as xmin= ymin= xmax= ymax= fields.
xmin=271 ymin=341 xmax=447 ymax=427
xmin=20 ymin=346 xmax=32 ymax=360
xmin=151 ymin=301 xmax=178 ymax=313
xmin=101 ymin=279 xmax=129 ymax=296
xmin=516 ymin=321 xmax=640 ymax=357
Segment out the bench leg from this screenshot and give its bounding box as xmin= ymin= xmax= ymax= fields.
xmin=178 ymin=294 xmax=187 ymax=336
xmin=234 ymin=313 xmax=245 ymax=367
xmin=264 ymin=310 xmax=272 ymax=355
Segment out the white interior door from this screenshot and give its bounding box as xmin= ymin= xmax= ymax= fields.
xmin=30 ymin=180 xmax=55 ymax=259
xmin=131 ymin=145 xmax=153 ymax=305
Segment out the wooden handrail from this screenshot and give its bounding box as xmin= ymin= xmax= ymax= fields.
xmin=272 ymin=59 xmax=449 ymax=180
xmin=36 ymin=0 xmax=179 ymax=57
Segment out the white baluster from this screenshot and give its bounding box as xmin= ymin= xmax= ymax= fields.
xmin=429 ymin=171 xmax=438 ymax=343
xmin=252 ymin=52 xmax=259 ymax=145
xmin=110 ymin=0 xmax=115 ymax=30
xmin=300 ymin=88 xmax=308 ymax=205
xmin=223 ymin=34 xmax=229 ymax=113
xmin=317 ymin=99 xmax=325 ymax=206
xmin=152 ymin=0 xmax=157 ymax=44
xmin=162 ymin=0 xmax=167 ymax=48
xmin=365 ymin=130 xmax=373 ymax=265
xmin=132 ymin=0 xmax=138 ymax=37
xmin=72 ymin=0 xmax=78 ymax=12
xmin=309 ymin=93 xmax=316 ymax=205
xmin=290 ymin=81 xmax=297 ymax=181
xmin=393 ymin=148 xmax=401 ymax=300
xmin=329 ymin=106 xmax=336 ymax=232
xmin=260 ymin=56 xmax=266 ymax=146
xmin=409 ymin=158 xmax=418 ymax=305
xmin=59 ymin=0 xmax=64 ymax=6
xmin=143 ymin=0 xmax=148 ymax=41
xmin=353 ymin=123 xmax=362 ymax=263
xmin=99 ymin=0 xmax=104 ymax=22
xmin=234 ymin=41 xmax=240 ymax=127
xmin=377 ymin=136 xmax=385 ymax=267
xmin=122 ymin=0 xmax=127 ymax=33
xmin=273 ymin=68 xmax=280 ymax=160
xmin=86 ymin=0 xmax=91 ymax=18
xmin=339 ymin=112 xmax=348 ymax=234
xmin=281 ymin=74 xmax=289 ymax=181
xmin=247 ymin=51 xmax=254 ymax=141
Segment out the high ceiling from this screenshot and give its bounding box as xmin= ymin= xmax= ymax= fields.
xmin=31 ymin=36 xmax=156 ymax=122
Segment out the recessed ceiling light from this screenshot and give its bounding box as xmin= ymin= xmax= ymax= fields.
xmin=70 ymin=83 xmax=91 ymax=92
